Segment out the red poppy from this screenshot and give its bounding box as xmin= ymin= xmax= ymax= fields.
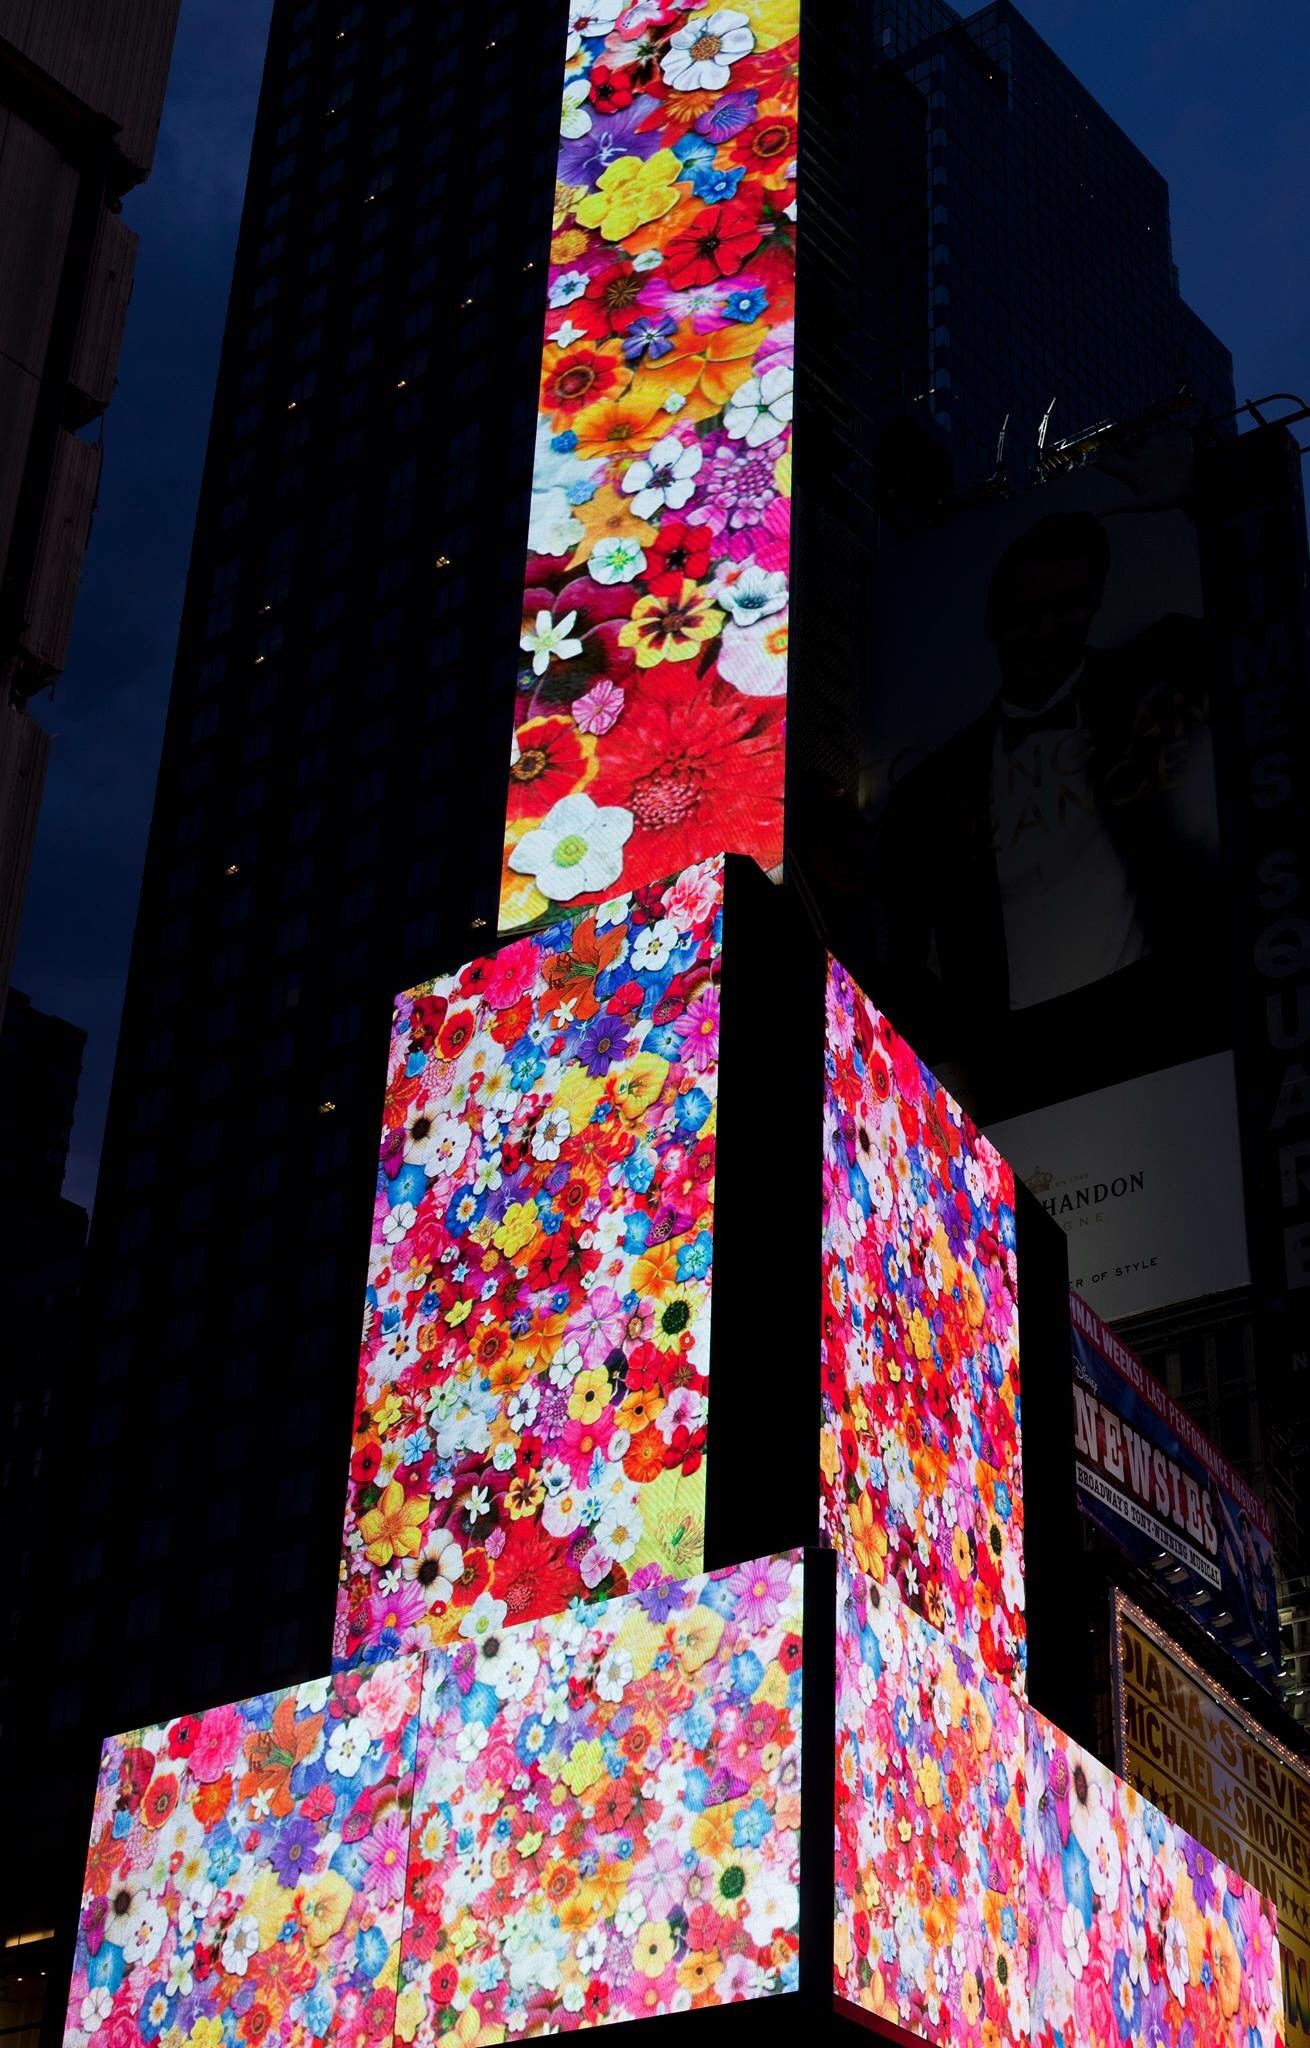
xmin=436 ymin=1008 xmax=476 ymax=1060
xmin=455 ymin=957 xmax=492 ymax=1000
xmin=507 ymin=714 xmax=591 ymax=822
xmin=489 ymin=994 xmax=532 ymax=1047
xmin=141 ymin=1772 xmax=180 ymax=1829
xmin=193 ymin=1773 xmax=232 ymax=1832
xmin=590 ymin=671 xmax=785 ymax=882
xmin=351 ymin=1439 xmax=383 ymax=1486
xmin=432 ymin=1962 xmax=459 ymax=2006
xmin=662 ymin=202 xmax=763 ymax=288
xmin=588 ymin=62 xmax=634 ymax=112
xmin=167 ymin=1715 xmax=200 ymax=1761
xmin=642 ymin=517 xmax=712 ymax=597
xmin=574 ymin=261 xmax=646 ymax=338
xmin=583 ymin=1981 xmax=611 ymax=2024
xmin=542 ymin=345 xmax=622 ymax=420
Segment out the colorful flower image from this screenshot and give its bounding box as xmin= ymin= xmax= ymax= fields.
xmin=821 ymin=956 xmax=1026 ymax=1690
xmin=62 ymin=1660 xmax=422 ymax=2048
xmin=335 ymin=858 xmax=725 ymax=1667
xmin=1025 ymin=1708 xmax=1284 ymax=2048
xmin=396 ymin=1551 xmax=805 ymax=2042
xmin=834 ymin=1561 xmax=1030 ymax=2045
xmin=501 ymin=0 xmax=800 ymax=929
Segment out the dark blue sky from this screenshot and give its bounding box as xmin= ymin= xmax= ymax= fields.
xmin=16 ymin=0 xmax=1310 ymax=1212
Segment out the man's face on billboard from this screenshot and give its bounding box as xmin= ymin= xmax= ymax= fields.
xmin=990 ymin=552 xmax=1103 ymax=706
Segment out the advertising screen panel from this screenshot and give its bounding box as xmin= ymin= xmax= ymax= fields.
xmin=337 ymin=858 xmax=724 ymax=1666
xmin=863 ymin=424 xmax=1223 ymax=1132
xmin=397 ymin=1552 xmax=805 ymax=2041
xmin=1072 ymin=1292 xmax=1281 ymax=1685
xmin=62 ymin=1659 xmax=422 ymax=2048
xmin=1115 ymin=1595 xmax=1309 ymax=2048
xmin=1028 ymin=1698 xmax=1284 ymax=2048
xmin=834 ymin=1560 xmax=1029 ymax=2045
xmin=500 ymin=0 xmax=800 ymax=930
xmin=987 ymin=1054 xmax=1250 ymax=1321
xmin=821 ymin=955 xmax=1025 ymax=1690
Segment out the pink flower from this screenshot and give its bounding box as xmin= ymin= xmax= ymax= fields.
xmin=356 ymin=1657 xmax=419 ymax=1738
xmin=726 ymin=1554 xmax=794 ymax=1632
xmin=572 ymin=678 xmax=626 ymax=736
xmin=672 ymin=986 xmax=720 ymax=1072
xmin=664 ymin=860 xmax=722 ymax=933
xmin=360 ymin=1813 xmax=410 ymax=1906
xmin=189 ymin=1702 xmax=244 ymax=1783
xmin=485 ymin=937 xmax=543 ymax=1011
xmin=566 ymin=1284 xmax=629 ymax=1368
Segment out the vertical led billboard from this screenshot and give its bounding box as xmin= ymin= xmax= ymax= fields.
xmin=834 ymin=1561 xmax=1029 ymax=2045
xmin=1026 ymin=1704 xmax=1284 ymax=2048
xmin=62 ymin=1660 xmax=422 ymax=2048
xmin=396 ymin=1553 xmax=805 ymax=2041
xmin=500 ymin=1 xmax=799 ymax=930
xmin=821 ymin=956 xmax=1025 ymax=1689
xmin=336 ymin=857 xmax=723 ymax=1665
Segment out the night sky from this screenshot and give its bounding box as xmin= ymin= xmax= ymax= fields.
xmin=15 ymin=0 xmax=1310 ymax=1214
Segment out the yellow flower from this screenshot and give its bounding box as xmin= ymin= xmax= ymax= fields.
xmin=394 ymin=1983 xmax=426 ymax=2045
xmin=189 ymin=2021 xmax=224 ymax=2048
xmin=553 ymin=180 xmax=586 ymax=232
xmin=916 ymin=1756 xmax=942 ymax=1808
xmin=576 ymin=150 xmax=682 ymax=242
xmin=612 ymin=1053 xmax=668 ymax=1122
xmin=560 ymin=1738 xmax=605 ymax=1795
xmin=907 ymin=1307 xmax=932 ymax=1360
xmin=551 ymin=228 xmax=589 ymax=263
xmin=739 ymin=0 xmax=800 ymax=50
xmin=445 ymin=1297 xmax=473 ymax=1328
xmin=672 ymin=1605 xmax=724 ymax=1674
xmin=819 ymin=1427 xmax=840 ymax=1485
xmin=569 ymin=391 xmax=668 ymax=460
xmin=301 ymin=1870 xmax=353 ymax=1948
xmin=568 ymin=1366 xmax=612 ymax=1424
xmin=358 ymin=1479 xmax=430 ymax=1566
xmin=619 ymin=580 xmax=724 ymax=668
xmin=373 ymin=1391 xmax=404 ymax=1434
xmin=493 ymin=1199 xmax=539 ymax=1258
xmin=632 ymin=1921 xmax=676 ymax=1978
xmin=848 ymin=1491 xmax=888 ymax=1583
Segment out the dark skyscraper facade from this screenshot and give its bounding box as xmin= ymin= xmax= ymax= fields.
xmin=7 ymin=0 xmax=1250 ymax=1988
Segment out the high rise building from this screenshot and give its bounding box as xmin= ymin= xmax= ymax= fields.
xmin=0 ymin=0 xmax=181 ymax=1017
xmin=9 ymin=0 xmax=1263 ymax=2000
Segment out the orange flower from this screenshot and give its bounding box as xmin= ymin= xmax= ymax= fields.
xmin=239 ymin=1697 xmax=324 ymax=1820
xmin=569 ymin=391 xmax=668 ymax=459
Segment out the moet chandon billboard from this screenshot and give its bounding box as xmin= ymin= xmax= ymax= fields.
xmin=500 ymin=0 xmax=799 ymax=931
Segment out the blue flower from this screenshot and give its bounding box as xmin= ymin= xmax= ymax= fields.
xmin=551 ymin=429 xmax=579 ymax=453
xmin=138 ymin=1985 xmax=173 ymax=2043
xmin=1061 ymin=1831 xmax=1094 ymax=1930
xmin=689 ymin=163 xmax=745 ymax=203
xmin=673 ymin=131 xmax=718 ymax=175
xmin=728 ymin=1649 xmax=764 ymax=1697
xmin=733 ymin=1797 xmax=772 ymax=1849
xmin=676 ymin=1229 xmax=713 ymax=1281
xmin=303 ymin=1983 xmax=335 ymax=2039
xmin=724 ymin=285 xmax=768 ymax=321
xmin=682 ymin=1766 xmax=714 ymax=1811
xmin=86 ymin=1943 xmax=125 ymax=1995
xmin=675 ymin=1087 xmax=713 ymax=1135
xmin=622 ymin=315 xmax=678 ymax=364
xmin=386 ymin=1163 xmax=428 ymax=1210
xmin=355 ymin=1924 xmax=390 ymax=1980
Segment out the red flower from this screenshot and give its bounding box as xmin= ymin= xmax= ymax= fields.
xmin=167 ymin=1716 xmax=200 ymax=1760
xmin=584 ymin=1981 xmax=611 ymax=2023
xmin=301 ymin=1783 xmax=335 ymax=1822
xmin=408 ymin=992 xmax=448 ymax=1050
xmin=352 ymin=1440 xmax=383 ymax=1486
xmin=490 ymin=1515 xmax=582 ymax=1624
xmin=724 ymin=112 xmax=797 ymax=180
xmin=574 ymin=261 xmax=646 ymax=338
xmin=455 ymin=957 xmax=492 ymax=1000
xmin=662 ymin=203 xmax=764 ymax=288
xmin=437 ymin=1008 xmax=476 ymax=1060
xmin=432 ymin=1962 xmax=459 ymax=2006
xmin=588 ymin=63 xmax=634 ymax=112
xmin=141 ymin=1772 xmax=180 ymax=1830
xmin=643 ymin=518 xmax=712 ymax=597
xmin=507 ymin=714 xmax=591 ymax=822
xmin=590 ymin=672 xmax=785 ymax=881
xmin=542 ymin=345 xmax=622 ymax=420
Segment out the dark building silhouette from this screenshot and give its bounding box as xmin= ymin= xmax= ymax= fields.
xmin=9 ymin=0 xmax=1263 ymax=1992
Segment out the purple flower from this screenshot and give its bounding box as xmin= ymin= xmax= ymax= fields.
xmin=578 ymin=1012 xmax=633 ymax=1075
xmin=622 ymin=315 xmax=678 ymax=364
xmin=634 ymin=1568 xmax=688 ymax=1622
xmin=694 ymin=89 xmax=757 ymax=140
xmin=558 ymin=97 xmax=662 ymax=187
xmin=1182 ymin=1833 xmax=1218 ymax=1913
xmin=269 ymin=1815 xmax=321 ymax=1887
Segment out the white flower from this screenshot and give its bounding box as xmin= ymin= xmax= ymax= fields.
xmin=560 ymin=77 xmax=592 ymax=139
xmin=549 ymin=317 xmax=586 ymax=349
xmin=711 ymin=561 xmax=788 ymax=625
xmin=614 ymin=1889 xmax=646 ymax=1936
xmin=528 ymin=485 xmax=584 ymax=559
xmin=531 ymin=1107 xmax=572 ymax=1161
xmin=521 ymin=607 xmax=584 ymax=677
xmin=620 ymin=433 xmax=702 ymax=520
xmin=80 ymin=1990 xmax=114 ymax=2033
xmin=576 ymin=1923 xmax=608 ymax=1974
xmin=123 ymin=1900 xmax=167 ymax=1968
xmin=456 ymin=1719 xmax=491 ymax=1760
xmin=220 ymin=1915 xmax=261 ymax=1977
xmin=1059 ymin=1903 xmax=1089 ymax=1979
xmin=571 ymin=0 xmax=625 ymax=36
xmin=325 ymin=1716 xmax=370 ymax=1778
xmin=1164 ymin=1915 xmax=1191 ymax=2003
xmin=459 ymin=1589 xmax=509 ymax=1642
xmin=589 ymin=535 xmax=647 ymax=584
xmin=509 ymin=792 xmax=633 ymax=902
xmin=549 ymin=269 xmax=591 ymax=310
xmin=165 ymin=1949 xmax=195 ymax=1999
xmin=382 ymin=1200 xmax=417 ymax=1244
xmin=1084 ymin=1807 xmax=1122 ymax=1900
xmin=487 ymin=1639 xmax=542 ymax=1701
xmin=661 ymin=9 xmax=754 ymax=92
xmin=410 ymin=1534 xmax=462 ymax=1605
xmin=723 ymin=364 xmax=793 ymax=446
xmin=595 ymin=1647 xmax=633 ymax=1702
xmin=632 ymin=919 xmax=678 ymax=971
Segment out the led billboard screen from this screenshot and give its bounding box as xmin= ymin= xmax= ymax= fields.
xmin=821 ymin=955 xmax=1025 ymax=1689
xmin=63 ymin=1660 xmax=422 ymax=2048
xmin=1028 ymin=1698 xmax=1284 ymax=2048
xmin=834 ymin=1561 xmax=1029 ymax=2045
xmin=336 ymin=857 xmax=723 ymax=1666
xmin=500 ymin=0 xmax=799 ymax=930
xmin=397 ymin=1551 xmax=805 ymax=2041
xmin=1115 ymin=1596 xmax=1307 ymax=2048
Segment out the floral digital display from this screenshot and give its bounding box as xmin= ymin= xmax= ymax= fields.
xmin=1026 ymin=1708 xmax=1284 ymax=2048
xmin=821 ymin=956 xmax=1026 ymax=1690
xmin=335 ymin=858 xmax=724 ymax=1667
xmin=396 ymin=1552 xmax=805 ymax=2041
xmin=62 ymin=1660 xmax=422 ymax=2048
xmin=500 ymin=0 xmax=799 ymax=930
xmin=834 ymin=1561 xmax=1030 ymax=2046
